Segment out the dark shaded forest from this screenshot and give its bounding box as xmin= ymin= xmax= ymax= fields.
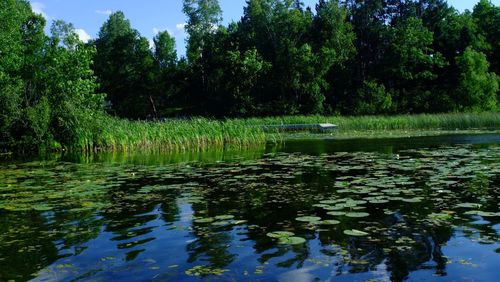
xmin=1 ymin=0 xmax=499 ymax=150
xmin=94 ymin=0 xmax=499 ymax=118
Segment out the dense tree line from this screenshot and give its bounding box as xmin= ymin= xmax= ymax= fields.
xmin=1 ymin=0 xmax=104 ymax=150
xmin=93 ymin=0 xmax=499 ymax=118
xmin=0 ymin=0 xmax=498 ymax=150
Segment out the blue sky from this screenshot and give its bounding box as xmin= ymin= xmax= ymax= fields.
xmin=29 ymin=0 xmax=498 ymax=57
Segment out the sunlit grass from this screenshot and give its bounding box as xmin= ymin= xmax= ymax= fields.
xmin=72 ymin=112 xmax=500 ymax=152
xmin=245 ymin=112 xmax=500 ymax=131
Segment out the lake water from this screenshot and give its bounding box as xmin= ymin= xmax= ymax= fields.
xmin=1 ymin=134 xmax=499 ymax=281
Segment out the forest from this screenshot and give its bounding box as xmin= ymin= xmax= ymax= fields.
xmin=0 ymin=0 xmax=499 ymax=151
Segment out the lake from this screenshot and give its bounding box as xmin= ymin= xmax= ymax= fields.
xmin=1 ymin=134 xmax=499 ymax=281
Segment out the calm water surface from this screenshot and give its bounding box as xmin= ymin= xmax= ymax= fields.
xmin=1 ymin=134 xmax=499 ymax=282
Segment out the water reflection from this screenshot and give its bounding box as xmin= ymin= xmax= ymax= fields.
xmin=0 ymin=134 xmax=499 ymax=281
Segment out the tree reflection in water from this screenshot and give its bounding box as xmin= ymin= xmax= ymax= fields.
xmin=0 ymin=142 xmax=498 ymax=281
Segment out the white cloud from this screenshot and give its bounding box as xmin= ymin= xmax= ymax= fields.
xmin=75 ymin=29 xmax=91 ymax=43
xmin=153 ymin=27 xmax=174 ymax=36
xmin=95 ymin=9 xmax=113 ymax=15
xmin=31 ymin=2 xmax=48 ymax=19
xmin=176 ymin=23 xmax=187 ymax=32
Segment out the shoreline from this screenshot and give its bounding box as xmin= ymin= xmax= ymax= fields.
xmin=2 ymin=113 xmax=499 ymax=154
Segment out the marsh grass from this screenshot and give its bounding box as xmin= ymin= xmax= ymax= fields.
xmin=74 ymin=115 xmax=269 ymax=152
xmin=246 ymin=112 xmax=500 ymax=131
xmin=71 ymin=112 xmax=499 ymax=152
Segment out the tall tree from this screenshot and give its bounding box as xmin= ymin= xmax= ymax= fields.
xmin=183 ymin=0 xmax=222 ymax=62
xmin=312 ymin=0 xmax=356 ymax=112
xmin=182 ymin=0 xmax=223 ymax=112
xmin=472 ymin=0 xmax=500 ymax=74
xmin=93 ymin=12 xmax=156 ymax=119
xmin=455 ymin=47 xmax=498 ymax=111
xmin=0 ymin=0 xmax=42 ymax=147
xmin=153 ymin=31 xmax=177 ymax=69
xmin=381 ymin=17 xmax=445 ymax=112
xmin=152 ymin=30 xmax=179 ymax=117
xmin=1 ymin=1 xmax=104 ymax=150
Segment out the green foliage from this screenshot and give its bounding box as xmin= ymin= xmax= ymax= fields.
xmin=87 ymin=0 xmax=499 ymax=119
xmin=23 ymin=96 xmax=51 ymax=146
xmin=153 ymin=31 xmax=177 ymax=68
xmin=1 ymin=0 xmax=500 ymax=153
xmin=94 ymin=11 xmax=156 ymax=119
xmin=455 ymin=47 xmax=498 ymax=111
xmin=472 ymin=0 xmax=500 ymax=74
xmin=353 ymin=80 xmax=393 ymax=115
xmin=385 ymin=17 xmax=444 ymax=81
xmin=183 ymin=0 xmax=222 ymax=62
xmin=0 ymin=0 xmax=38 ymax=148
xmin=216 ymin=48 xmax=270 ymax=116
xmin=434 ymin=11 xmax=489 ymax=60
xmin=0 ymin=1 xmax=103 ymax=151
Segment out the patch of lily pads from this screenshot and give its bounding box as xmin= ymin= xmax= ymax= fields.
xmin=0 ymin=142 xmax=499 ymax=279
xmin=266 ymin=230 xmax=306 ymax=245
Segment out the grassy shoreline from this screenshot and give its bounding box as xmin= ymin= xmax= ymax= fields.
xmin=45 ymin=112 xmax=500 ymax=152
xmin=246 ymin=112 xmax=500 ymax=131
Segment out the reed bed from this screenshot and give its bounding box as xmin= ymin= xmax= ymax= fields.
xmin=246 ymin=112 xmax=500 ymax=131
xmin=72 ymin=112 xmax=499 ymax=152
xmin=75 ymin=116 xmax=268 ymax=152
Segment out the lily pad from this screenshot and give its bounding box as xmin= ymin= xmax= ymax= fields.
xmin=193 ymin=217 xmax=215 ymax=224
xmin=214 ymin=215 xmax=235 ymax=220
xmin=211 ymin=221 xmax=231 ymax=226
xmin=464 ymin=211 xmax=500 ymax=217
xmin=278 ymin=236 xmax=306 ymax=245
xmin=320 ymin=220 xmax=340 ymax=225
xmin=295 ymin=216 xmax=321 ymax=223
xmin=455 ymin=203 xmax=482 ymax=209
xmin=345 ymin=212 xmax=370 ymax=218
xmin=402 ymin=197 xmax=423 ymax=203
xmin=369 ymin=199 xmax=389 ymax=204
xmin=327 ymin=211 xmax=346 ymax=216
xmin=266 ymin=231 xmax=295 ymax=239
xmin=343 ymin=229 xmax=369 ymax=237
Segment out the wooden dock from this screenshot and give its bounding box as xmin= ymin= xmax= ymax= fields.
xmin=261 ymin=123 xmax=338 ymax=132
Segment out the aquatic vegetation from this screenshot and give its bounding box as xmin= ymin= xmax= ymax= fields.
xmin=185 ymin=265 xmax=229 ymax=276
xmin=266 ymin=231 xmax=295 ymax=238
xmin=277 ymin=236 xmax=306 ymax=245
xmin=319 ymin=220 xmax=340 ymax=225
xmin=246 ymin=112 xmax=500 ymax=132
xmin=6 ymin=113 xmax=498 ymax=153
xmin=0 ymin=140 xmax=499 ymax=281
xmin=345 ymin=212 xmax=370 ymax=218
xmin=343 ymin=229 xmax=370 ymax=237
xmin=295 ymin=216 xmax=322 ymax=223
